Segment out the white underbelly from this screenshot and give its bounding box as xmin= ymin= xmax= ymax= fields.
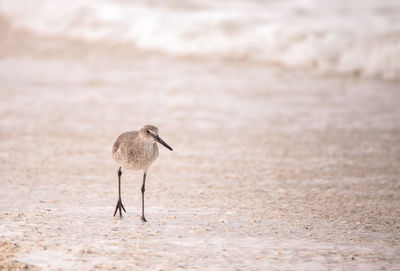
xmin=112 ymin=143 xmax=158 ymax=170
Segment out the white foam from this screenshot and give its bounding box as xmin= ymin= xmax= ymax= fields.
xmin=1 ymin=0 xmax=399 ymax=80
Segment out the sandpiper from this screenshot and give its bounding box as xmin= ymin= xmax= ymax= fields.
xmin=112 ymin=125 xmax=173 ymax=221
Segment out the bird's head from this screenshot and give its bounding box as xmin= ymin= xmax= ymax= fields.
xmin=140 ymin=125 xmax=173 ymax=151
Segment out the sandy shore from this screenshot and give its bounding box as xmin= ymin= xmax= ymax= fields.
xmin=0 ymin=24 xmax=400 ymax=270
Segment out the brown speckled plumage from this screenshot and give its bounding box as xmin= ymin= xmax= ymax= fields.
xmin=112 ymin=130 xmax=159 ymax=171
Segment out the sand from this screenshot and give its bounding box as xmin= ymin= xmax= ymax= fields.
xmin=0 ymin=23 xmax=400 ymax=270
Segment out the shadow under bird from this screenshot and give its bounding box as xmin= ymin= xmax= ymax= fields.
xmin=112 ymin=125 xmax=173 ymax=221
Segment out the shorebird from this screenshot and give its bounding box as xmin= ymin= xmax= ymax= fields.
xmin=112 ymin=125 xmax=173 ymax=221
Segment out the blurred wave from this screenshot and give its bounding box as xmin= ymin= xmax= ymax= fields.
xmin=1 ymin=0 xmax=399 ymax=80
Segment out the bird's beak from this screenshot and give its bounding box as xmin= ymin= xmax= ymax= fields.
xmin=154 ymin=135 xmax=173 ymax=151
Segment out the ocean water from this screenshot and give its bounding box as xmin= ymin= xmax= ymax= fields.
xmin=0 ymin=0 xmax=399 ymax=81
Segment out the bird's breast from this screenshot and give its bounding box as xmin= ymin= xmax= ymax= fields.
xmin=142 ymin=142 xmax=159 ymax=161
xmin=112 ymin=140 xmax=159 ymax=170
xmin=125 ymin=142 xmax=158 ymax=170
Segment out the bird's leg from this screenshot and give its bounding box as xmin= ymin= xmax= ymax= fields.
xmin=141 ymin=172 xmax=147 ymax=222
xmin=113 ymin=167 xmax=126 ymax=217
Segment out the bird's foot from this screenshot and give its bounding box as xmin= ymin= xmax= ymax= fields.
xmin=113 ymin=199 xmax=126 ymax=217
xmin=141 ymin=216 xmax=147 ymax=222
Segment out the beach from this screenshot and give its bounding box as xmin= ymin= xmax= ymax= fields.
xmin=1 ymin=1 xmax=400 ymax=270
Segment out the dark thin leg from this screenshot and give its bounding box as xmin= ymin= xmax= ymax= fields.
xmin=141 ymin=172 xmax=147 ymax=222
xmin=113 ymin=167 xmax=126 ymax=217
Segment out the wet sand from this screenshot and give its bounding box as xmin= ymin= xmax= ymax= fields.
xmin=0 ymin=25 xmax=400 ymax=270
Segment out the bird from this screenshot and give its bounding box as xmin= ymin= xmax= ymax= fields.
xmin=112 ymin=125 xmax=173 ymax=221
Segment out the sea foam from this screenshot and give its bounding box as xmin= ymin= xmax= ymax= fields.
xmin=1 ymin=0 xmax=399 ymax=80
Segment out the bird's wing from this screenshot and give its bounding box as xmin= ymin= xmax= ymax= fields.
xmin=112 ymin=131 xmax=138 ymax=156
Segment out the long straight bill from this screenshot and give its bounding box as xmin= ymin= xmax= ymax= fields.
xmin=155 ymin=135 xmax=173 ymax=151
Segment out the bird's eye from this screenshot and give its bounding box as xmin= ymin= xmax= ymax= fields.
xmin=146 ymin=130 xmax=150 ymax=134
